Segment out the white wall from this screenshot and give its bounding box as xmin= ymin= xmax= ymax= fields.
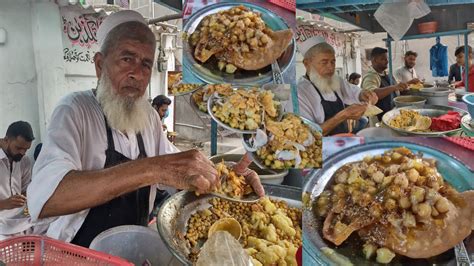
xmin=0 ymin=0 xmax=41 ymax=157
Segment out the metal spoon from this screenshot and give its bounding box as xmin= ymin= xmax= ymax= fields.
xmin=210 ymin=174 xmax=260 ymax=203
xmin=454 ymin=241 xmax=471 ymax=266
xmin=271 ymin=60 xmax=284 ymax=84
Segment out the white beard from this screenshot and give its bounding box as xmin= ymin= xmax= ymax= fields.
xmin=308 ymin=69 xmax=340 ymax=95
xmin=96 ymin=71 xmax=153 ymax=134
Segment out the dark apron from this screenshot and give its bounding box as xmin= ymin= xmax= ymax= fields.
xmin=376 ymin=74 xmax=395 ymax=121
xmin=305 ymin=75 xmax=348 ymax=135
xmin=71 ymin=117 xmax=151 ymax=247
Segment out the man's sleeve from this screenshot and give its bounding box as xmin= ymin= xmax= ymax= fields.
xmin=361 ymin=72 xmax=381 ymax=91
xmin=297 ymin=85 xmax=324 ymax=125
xmin=27 ymin=103 xmax=83 ymax=222
xmin=21 ymin=157 xmax=32 ymax=194
xmin=155 ymin=115 xmax=180 ymax=155
xmin=340 ymin=79 xmax=361 ymax=105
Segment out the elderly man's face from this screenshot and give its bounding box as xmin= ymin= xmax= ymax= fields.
xmin=309 ymin=52 xmax=336 ymax=78
xmin=98 ymin=39 xmax=154 ymax=99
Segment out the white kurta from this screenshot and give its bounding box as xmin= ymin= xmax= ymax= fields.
xmin=289 ymin=76 xmax=362 ymax=126
xmin=0 ymin=149 xmax=32 ymax=236
xmin=27 ymin=90 xmax=180 ymax=242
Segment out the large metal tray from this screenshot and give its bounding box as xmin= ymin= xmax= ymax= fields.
xmin=382 ymin=105 xmax=467 ymax=136
xmin=303 ymin=141 xmax=474 ymax=265
xmin=182 ymin=2 xmax=295 ymax=85
xmin=157 ymin=184 xmax=302 ymax=265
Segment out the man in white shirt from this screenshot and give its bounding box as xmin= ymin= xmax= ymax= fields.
xmin=394 ymin=51 xmax=420 ymax=83
xmin=294 ymin=37 xmax=378 ymax=136
xmin=28 ymin=10 xmax=264 ymax=247
xmin=0 ymin=121 xmax=34 ymax=238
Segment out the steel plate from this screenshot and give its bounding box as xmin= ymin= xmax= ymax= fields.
xmin=207 ymin=90 xmax=284 ymax=134
xmin=169 ymin=84 xmax=204 ymax=97
xmin=157 ymin=184 xmax=302 ymax=265
xmin=382 ymin=105 xmax=467 ymax=136
xmin=182 ymin=2 xmax=295 ymax=85
xmin=242 ymin=113 xmax=323 ymax=170
xmin=303 ymin=141 xmax=474 ymax=265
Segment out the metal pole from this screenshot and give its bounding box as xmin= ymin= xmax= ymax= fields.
xmin=210 ymin=120 xmax=217 ymax=156
xmin=386 ymin=37 xmax=393 ymax=85
xmin=464 ymin=33 xmax=469 ymax=90
xmin=291 ymin=84 xmax=299 ymax=114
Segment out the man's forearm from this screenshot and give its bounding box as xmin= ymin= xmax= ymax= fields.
xmin=39 ymin=158 xmax=157 ymax=218
xmin=321 ymin=111 xmax=347 ymax=136
xmin=373 ymin=85 xmax=398 ymax=100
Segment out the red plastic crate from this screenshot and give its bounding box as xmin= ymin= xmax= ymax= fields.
xmin=444 ymin=136 xmax=474 ymax=151
xmin=0 ymin=235 xmax=133 ymax=265
xmin=269 ymin=0 xmax=296 ymax=12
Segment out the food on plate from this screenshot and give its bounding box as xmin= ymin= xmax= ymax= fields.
xmin=192 ymin=84 xmax=233 ymax=113
xmin=409 ymin=82 xmax=424 ymax=90
xmin=313 ymin=147 xmax=473 ymax=263
xmin=189 ymin=5 xmax=293 ymax=73
xmin=255 ymin=114 xmax=322 ymax=169
xmin=389 ymin=109 xmax=461 ymax=132
xmin=185 ymin=197 xmax=302 ymax=265
xmin=430 ymin=111 xmax=461 ymax=131
xmin=23 ymin=206 xmax=29 ymax=216
xmin=211 ymin=88 xmax=280 ymax=130
xmin=170 ymin=83 xmax=201 ymax=95
xmin=167 ymin=72 xmax=182 ymax=90
xmin=214 ymin=161 xmax=253 ymax=199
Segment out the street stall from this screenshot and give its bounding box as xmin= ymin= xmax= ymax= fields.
xmin=296 ymin=0 xmax=474 ymax=137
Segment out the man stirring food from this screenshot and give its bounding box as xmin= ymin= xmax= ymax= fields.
xmin=27 ymin=10 xmax=264 ymax=247
xmin=293 ymin=36 xmax=378 ymax=136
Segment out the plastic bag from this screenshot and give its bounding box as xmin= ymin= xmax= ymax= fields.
xmin=374 ymin=0 xmax=431 ymax=41
xmin=196 ymin=231 xmax=254 ymax=266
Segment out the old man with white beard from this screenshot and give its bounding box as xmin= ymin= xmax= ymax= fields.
xmin=27 ymin=10 xmax=264 ymax=247
xmin=295 ymin=37 xmax=378 ymax=136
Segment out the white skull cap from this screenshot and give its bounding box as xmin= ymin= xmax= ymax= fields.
xmin=297 ymin=36 xmax=327 ymax=57
xmin=97 ymin=10 xmax=147 ymax=49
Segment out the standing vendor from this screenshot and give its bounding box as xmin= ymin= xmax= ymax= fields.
xmin=453 ymin=45 xmax=474 ymax=92
xmin=361 ymin=47 xmax=417 ymax=120
xmin=294 ymin=36 xmax=378 ymax=136
xmin=0 ymin=121 xmax=33 ymax=239
xmin=27 ymin=10 xmax=264 ymax=247
xmin=394 ymin=51 xmax=420 ymax=83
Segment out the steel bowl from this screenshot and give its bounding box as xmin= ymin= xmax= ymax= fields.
xmin=461 ymin=114 xmax=474 ymax=137
xmin=182 ymin=2 xmax=295 ymax=85
xmin=303 ymin=141 xmax=474 ymax=265
xmin=393 ymin=95 xmax=426 ymax=108
xmin=242 ymin=113 xmax=323 ymax=170
xmin=157 ymin=184 xmax=302 ymax=265
xmin=382 ymin=105 xmax=467 ymax=136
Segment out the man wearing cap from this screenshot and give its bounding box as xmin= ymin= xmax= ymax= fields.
xmin=0 ymin=121 xmax=34 ymax=239
xmin=28 ymin=10 xmax=264 ymax=247
xmin=361 ymin=47 xmax=416 ymax=120
xmin=294 ymin=37 xmax=378 ymax=136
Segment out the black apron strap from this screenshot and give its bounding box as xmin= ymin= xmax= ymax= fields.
xmin=104 ymin=116 xmax=115 ymax=151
